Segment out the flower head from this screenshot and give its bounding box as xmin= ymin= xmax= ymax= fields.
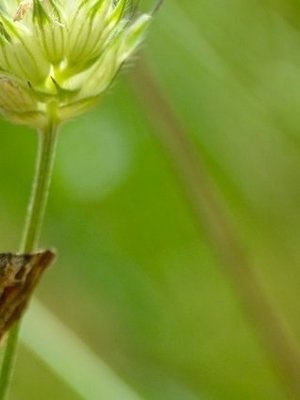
xmin=0 ymin=0 xmax=151 ymax=127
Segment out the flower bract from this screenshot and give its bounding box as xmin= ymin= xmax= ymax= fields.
xmin=0 ymin=0 xmax=151 ymax=127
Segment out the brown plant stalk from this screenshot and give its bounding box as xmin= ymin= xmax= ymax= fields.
xmin=129 ymin=58 xmax=300 ymax=398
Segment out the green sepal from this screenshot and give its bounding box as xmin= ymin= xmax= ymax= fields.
xmin=88 ymin=0 xmax=112 ymax=21
xmin=50 ymin=77 xmax=81 ymax=101
xmin=119 ymin=14 xmax=151 ymax=60
xmin=107 ymin=0 xmax=127 ymax=28
xmin=1 ymin=109 xmax=46 ymax=128
xmin=28 ymin=79 xmax=80 ymax=102
xmin=0 ymin=21 xmax=11 ymax=43
xmin=0 ymin=12 xmax=19 ymax=38
xmin=59 ymin=95 xmax=101 ymax=121
xmin=32 ymin=0 xmax=51 ymax=27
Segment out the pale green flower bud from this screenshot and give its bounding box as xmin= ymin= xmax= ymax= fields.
xmin=0 ymin=0 xmax=152 ymax=128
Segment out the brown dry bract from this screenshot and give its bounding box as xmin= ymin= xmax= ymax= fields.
xmin=13 ymin=0 xmax=33 ymax=22
xmin=0 ymin=250 xmax=55 ymax=340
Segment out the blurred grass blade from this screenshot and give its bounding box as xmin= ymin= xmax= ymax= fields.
xmin=20 ymin=298 xmax=143 ymax=400
xmin=129 ymin=59 xmax=300 ymax=398
xmin=160 ymin=3 xmax=227 ymax=79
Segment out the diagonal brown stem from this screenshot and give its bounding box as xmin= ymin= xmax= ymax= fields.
xmin=129 ymin=59 xmax=300 ymax=398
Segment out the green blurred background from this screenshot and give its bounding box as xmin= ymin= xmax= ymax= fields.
xmin=2 ymin=1 xmax=300 ymax=399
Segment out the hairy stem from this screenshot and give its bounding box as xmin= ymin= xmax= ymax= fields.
xmin=0 ymin=121 xmax=59 ymax=400
xmin=130 ymin=59 xmax=300 ymax=398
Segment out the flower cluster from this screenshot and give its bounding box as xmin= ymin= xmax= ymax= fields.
xmin=0 ymin=0 xmax=151 ymax=128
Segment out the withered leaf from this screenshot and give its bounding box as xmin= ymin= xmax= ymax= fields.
xmin=0 ymin=249 xmax=55 ymax=340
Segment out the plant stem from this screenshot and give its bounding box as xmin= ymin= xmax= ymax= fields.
xmin=21 ymin=121 xmax=59 ymax=253
xmin=0 ymin=121 xmax=59 ymax=400
xmin=131 ymin=60 xmax=300 ymax=398
xmin=22 ymin=299 xmax=143 ymax=400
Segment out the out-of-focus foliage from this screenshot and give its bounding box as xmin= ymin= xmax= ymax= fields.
xmin=1 ymin=1 xmax=300 ymax=399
